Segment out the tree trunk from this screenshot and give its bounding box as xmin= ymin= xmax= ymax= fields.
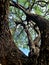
xmin=0 ymin=0 xmax=49 ymax=65
xmin=0 ymin=0 xmax=27 ymax=65
xmin=11 ymin=1 xmax=49 ymax=65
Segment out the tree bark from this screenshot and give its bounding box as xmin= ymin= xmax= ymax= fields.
xmin=0 ymin=0 xmax=28 ymax=65
xmin=10 ymin=1 xmax=49 ymax=65
xmin=0 ymin=0 xmax=49 ymax=65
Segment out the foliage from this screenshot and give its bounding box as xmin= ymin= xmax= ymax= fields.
xmin=9 ymin=0 xmax=49 ymax=49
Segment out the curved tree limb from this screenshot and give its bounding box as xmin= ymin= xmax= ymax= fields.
xmin=10 ymin=1 xmax=49 ymax=31
xmin=10 ymin=1 xmax=49 ymax=65
xmin=15 ymin=21 xmax=41 ymax=54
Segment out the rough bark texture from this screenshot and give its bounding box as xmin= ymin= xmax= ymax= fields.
xmin=27 ymin=10 xmax=49 ymax=65
xmin=0 ymin=0 xmax=28 ymax=65
xmin=10 ymin=1 xmax=49 ymax=65
xmin=0 ymin=0 xmax=49 ymax=65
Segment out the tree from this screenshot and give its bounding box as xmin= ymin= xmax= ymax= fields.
xmin=0 ymin=0 xmax=27 ymax=65
xmin=0 ymin=0 xmax=49 ymax=65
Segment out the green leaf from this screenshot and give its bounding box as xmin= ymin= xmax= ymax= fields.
xmin=34 ymin=5 xmax=43 ymax=15
xmin=25 ymin=2 xmax=29 ymax=8
xmin=18 ymin=0 xmax=26 ymax=5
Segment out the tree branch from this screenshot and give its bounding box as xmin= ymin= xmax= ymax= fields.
xmin=15 ymin=21 xmax=41 ymax=50
xmin=10 ymin=1 xmax=49 ymax=31
xmin=10 ymin=1 xmax=49 ymax=54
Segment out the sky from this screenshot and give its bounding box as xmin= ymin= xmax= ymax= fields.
xmin=19 ymin=47 xmax=30 ymax=56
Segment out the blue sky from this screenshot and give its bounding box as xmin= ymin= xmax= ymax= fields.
xmin=19 ymin=47 xmax=30 ymax=56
